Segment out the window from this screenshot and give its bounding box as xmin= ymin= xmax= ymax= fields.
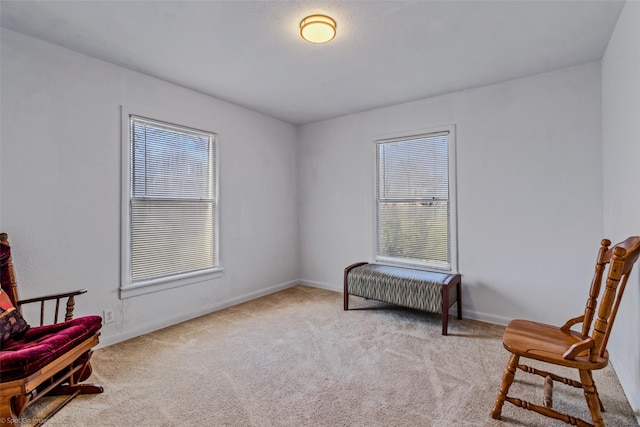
xmin=375 ymin=127 xmax=457 ymax=271
xmin=121 ymin=112 xmax=220 ymax=297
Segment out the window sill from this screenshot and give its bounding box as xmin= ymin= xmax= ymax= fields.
xmin=120 ymin=267 xmax=224 ymax=299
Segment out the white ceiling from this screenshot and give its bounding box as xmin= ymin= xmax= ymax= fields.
xmin=0 ymin=1 xmax=624 ymax=125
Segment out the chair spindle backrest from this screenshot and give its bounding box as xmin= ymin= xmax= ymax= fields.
xmin=581 ymin=239 xmax=611 ymax=338
xmin=582 ymin=236 xmax=640 ymax=361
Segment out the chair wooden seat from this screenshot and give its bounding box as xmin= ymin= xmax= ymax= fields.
xmin=490 ymin=236 xmax=640 ymax=427
xmin=502 ymin=319 xmax=608 ymax=370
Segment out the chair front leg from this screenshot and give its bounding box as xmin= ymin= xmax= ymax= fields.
xmin=0 ymin=392 xmax=31 ymax=427
xmin=580 ymin=369 xmax=605 ymax=427
xmin=491 ymin=353 xmax=520 ymax=419
xmin=586 ymin=370 xmax=605 ymax=412
xmin=0 ymin=395 xmax=17 ymax=426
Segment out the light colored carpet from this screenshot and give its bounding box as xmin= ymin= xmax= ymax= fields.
xmin=23 ymin=285 xmax=638 ymax=426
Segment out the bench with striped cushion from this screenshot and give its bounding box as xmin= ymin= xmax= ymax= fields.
xmin=344 ymin=262 xmax=462 ymax=335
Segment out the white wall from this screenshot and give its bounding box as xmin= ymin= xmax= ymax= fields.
xmin=0 ymin=29 xmax=299 ymax=346
xmin=602 ymin=1 xmax=640 ymax=417
xmin=298 ymin=63 xmax=603 ymax=327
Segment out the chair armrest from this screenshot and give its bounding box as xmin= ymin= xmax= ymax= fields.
xmin=17 ymin=289 xmax=88 ymax=325
xmin=563 ymin=337 xmax=595 ymax=360
xmin=560 ymin=315 xmax=584 ymax=332
xmin=17 ymin=289 xmax=87 ymax=305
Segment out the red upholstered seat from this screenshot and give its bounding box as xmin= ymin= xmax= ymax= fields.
xmin=0 ymin=315 xmax=102 ymax=382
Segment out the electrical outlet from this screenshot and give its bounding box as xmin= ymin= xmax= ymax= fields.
xmin=103 ymin=309 xmax=114 ymax=324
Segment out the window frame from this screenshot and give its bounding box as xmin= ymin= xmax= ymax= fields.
xmin=120 ymin=106 xmax=222 ymax=299
xmin=373 ymin=124 xmax=458 ymax=273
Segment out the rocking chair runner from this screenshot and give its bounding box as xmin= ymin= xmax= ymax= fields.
xmin=0 ymin=233 xmax=103 ymax=426
xmin=490 ymin=236 xmax=640 ymax=427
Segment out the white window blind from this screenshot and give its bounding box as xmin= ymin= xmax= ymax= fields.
xmin=376 ymin=131 xmax=453 ymax=270
xmin=129 ymin=116 xmax=218 ymax=282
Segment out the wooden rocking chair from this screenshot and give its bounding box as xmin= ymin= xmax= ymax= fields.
xmin=0 ymin=233 xmax=103 ymax=426
xmin=490 ymin=236 xmax=640 ymax=427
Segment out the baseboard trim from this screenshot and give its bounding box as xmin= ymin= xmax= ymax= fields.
xmin=298 ymin=279 xmax=341 ymax=292
xmin=98 ymin=279 xmax=298 ymax=348
xmin=460 ymin=310 xmax=510 ymax=327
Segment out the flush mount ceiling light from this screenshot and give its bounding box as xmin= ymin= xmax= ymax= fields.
xmin=300 ymin=14 xmax=336 ymax=44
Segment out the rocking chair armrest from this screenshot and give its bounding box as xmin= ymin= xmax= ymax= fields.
xmin=17 ymin=289 xmax=88 ymax=325
xmin=560 ymin=315 xmax=584 ymax=332
xmin=17 ymin=289 xmax=88 ymax=306
xmin=563 ymin=337 xmax=595 ymax=360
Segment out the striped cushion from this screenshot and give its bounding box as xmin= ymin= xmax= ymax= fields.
xmin=347 ymin=264 xmax=457 ymax=314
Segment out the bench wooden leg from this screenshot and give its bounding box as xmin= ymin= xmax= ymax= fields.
xmin=441 ymin=285 xmax=449 ymax=336
xmin=441 ymin=312 xmax=449 ymax=335
xmin=344 ymin=262 xmax=369 ymax=311
xmin=456 ymin=279 xmax=462 ymax=320
xmin=343 ymin=266 xmax=349 ymax=310
xmin=442 ymin=275 xmax=462 ymax=335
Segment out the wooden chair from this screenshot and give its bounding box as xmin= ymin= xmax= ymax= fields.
xmin=490 ymin=236 xmax=640 ymax=427
xmin=0 ymin=233 xmax=103 ymax=426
